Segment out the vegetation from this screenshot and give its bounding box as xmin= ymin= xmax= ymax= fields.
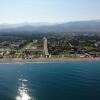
xmin=0 ymin=33 xmax=100 ymax=59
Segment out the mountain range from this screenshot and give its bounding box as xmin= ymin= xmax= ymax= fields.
xmin=0 ymin=20 xmax=100 ymax=33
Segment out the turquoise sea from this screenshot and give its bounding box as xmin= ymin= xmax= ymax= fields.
xmin=0 ymin=62 xmax=100 ymax=100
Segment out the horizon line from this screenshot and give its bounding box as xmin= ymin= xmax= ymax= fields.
xmin=0 ymin=19 xmax=100 ymax=25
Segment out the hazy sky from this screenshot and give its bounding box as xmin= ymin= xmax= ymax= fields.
xmin=0 ymin=0 xmax=100 ymax=24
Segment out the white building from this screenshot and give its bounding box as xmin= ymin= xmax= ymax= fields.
xmin=43 ymin=37 xmax=49 ymax=57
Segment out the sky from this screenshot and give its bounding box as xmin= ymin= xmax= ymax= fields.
xmin=0 ymin=0 xmax=100 ymax=24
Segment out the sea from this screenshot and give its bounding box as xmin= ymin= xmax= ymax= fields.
xmin=0 ymin=62 xmax=100 ymax=100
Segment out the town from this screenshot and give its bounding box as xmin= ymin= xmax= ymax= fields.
xmin=0 ymin=33 xmax=100 ymax=60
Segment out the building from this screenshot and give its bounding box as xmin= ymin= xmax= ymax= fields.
xmin=43 ymin=37 xmax=49 ymax=58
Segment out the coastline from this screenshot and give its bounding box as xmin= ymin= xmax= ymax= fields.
xmin=0 ymin=57 xmax=100 ymax=64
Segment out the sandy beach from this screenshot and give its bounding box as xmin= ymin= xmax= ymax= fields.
xmin=0 ymin=57 xmax=100 ymax=64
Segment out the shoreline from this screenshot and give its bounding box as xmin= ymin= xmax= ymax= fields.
xmin=0 ymin=57 xmax=100 ymax=64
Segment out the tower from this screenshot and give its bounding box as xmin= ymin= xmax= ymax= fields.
xmin=43 ymin=37 xmax=49 ymax=58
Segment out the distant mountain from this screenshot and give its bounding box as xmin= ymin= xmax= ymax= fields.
xmin=0 ymin=20 xmax=100 ymax=33
xmin=0 ymin=22 xmax=52 ymax=29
